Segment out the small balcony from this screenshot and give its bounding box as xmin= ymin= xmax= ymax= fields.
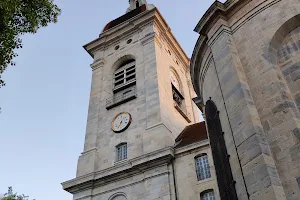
xmin=106 ymin=87 xmax=137 ymax=110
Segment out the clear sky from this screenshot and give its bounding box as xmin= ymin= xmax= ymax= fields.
xmin=0 ymin=0 xmax=223 ymax=199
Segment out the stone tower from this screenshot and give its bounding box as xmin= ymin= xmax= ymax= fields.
xmin=62 ymin=2 xmax=201 ymax=200
xmin=191 ymin=0 xmax=300 ymax=200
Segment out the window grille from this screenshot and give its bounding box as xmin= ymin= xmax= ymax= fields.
xmin=201 ymin=190 xmax=216 ymax=200
xmin=116 ymin=143 xmax=127 ymax=162
xmin=114 ymin=61 xmax=136 ymax=91
xmin=195 ymin=154 xmax=211 ymax=181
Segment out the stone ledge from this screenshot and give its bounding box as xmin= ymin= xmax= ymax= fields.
xmin=61 ymin=147 xmax=174 ymax=194
xmin=83 ymin=7 xmax=189 ymax=70
xmin=175 ymin=139 xmax=210 ymax=155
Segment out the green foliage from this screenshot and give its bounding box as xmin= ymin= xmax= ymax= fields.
xmin=1 ymin=187 xmax=34 ymax=200
xmin=0 ymin=0 xmax=61 ymax=88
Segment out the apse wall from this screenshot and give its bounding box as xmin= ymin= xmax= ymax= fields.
xmin=190 ymin=0 xmax=300 ymax=199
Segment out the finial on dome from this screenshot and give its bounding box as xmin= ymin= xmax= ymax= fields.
xmin=126 ymin=0 xmax=148 ymax=13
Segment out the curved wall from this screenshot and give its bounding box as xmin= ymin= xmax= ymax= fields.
xmin=191 ymin=0 xmax=300 ymax=199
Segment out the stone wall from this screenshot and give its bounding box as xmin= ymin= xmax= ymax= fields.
xmin=75 ymin=8 xmax=198 ymax=178
xmin=63 ymin=7 xmax=204 ymax=200
xmin=72 ymin=164 xmax=175 ymax=200
xmin=190 ymin=0 xmax=300 ymax=199
xmin=174 ymin=141 xmax=220 ymax=200
xmin=278 ymin=27 xmax=300 ymax=111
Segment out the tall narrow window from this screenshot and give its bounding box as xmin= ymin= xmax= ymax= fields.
xmin=136 ymin=0 xmax=140 ymax=8
xmin=195 ymin=154 xmax=211 ymax=181
xmin=116 ymin=143 xmax=127 ymax=162
xmin=201 ymin=190 xmax=216 ymax=200
xmin=114 ymin=60 xmax=136 ymax=92
xmin=205 ymin=100 xmax=238 ymax=200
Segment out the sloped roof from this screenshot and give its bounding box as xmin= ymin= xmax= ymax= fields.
xmin=102 ymin=4 xmax=147 ymax=32
xmin=175 ymin=122 xmax=208 ymax=148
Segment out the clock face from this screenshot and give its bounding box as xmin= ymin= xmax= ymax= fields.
xmin=112 ymin=112 xmax=132 ymax=133
xmin=170 ymin=71 xmax=180 ymax=90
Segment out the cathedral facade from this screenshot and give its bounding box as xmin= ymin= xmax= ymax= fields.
xmin=191 ymin=0 xmax=300 ymax=200
xmin=62 ymin=1 xmax=219 ymax=200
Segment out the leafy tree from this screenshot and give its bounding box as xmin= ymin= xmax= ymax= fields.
xmin=0 ymin=187 xmax=34 ymax=200
xmin=0 ymin=0 xmax=61 ymax=88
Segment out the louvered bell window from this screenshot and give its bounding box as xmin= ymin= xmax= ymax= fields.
xmin=114 ymin=61 xmax=136 ymax=91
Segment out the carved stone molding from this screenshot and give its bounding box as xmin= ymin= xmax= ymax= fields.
xmin=91 ymin=58 xmax=106 ymax=71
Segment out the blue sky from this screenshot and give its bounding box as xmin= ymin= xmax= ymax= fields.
xmin=0 ymin=0 xmax=221 ymax=199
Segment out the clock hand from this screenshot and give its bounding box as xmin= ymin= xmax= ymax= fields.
xmin=118 ymin=120 xmax=123 ymax=128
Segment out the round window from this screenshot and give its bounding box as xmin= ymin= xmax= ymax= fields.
xmin=127 ymin=39 xmax=132 ymax=44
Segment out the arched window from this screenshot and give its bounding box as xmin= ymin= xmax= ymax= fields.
xmin=205 ymin=100 xmax=238 ymax=200
xmin=195 ymin=154 xmax=211 ymax=181
xmin=116 ymin=143 xmax=127 ymax=162
xmin=200 ymin=190 xmax=216 ymax=200
xmin=169 ymin=68 xmax=190 ymax=121
xmin=114 ymin=59 xmax=136 ymax=92
xmin=108 ymin=192 xmax=127 ymax=200
xmin=170 ymin=69 xmax=183 ymax=106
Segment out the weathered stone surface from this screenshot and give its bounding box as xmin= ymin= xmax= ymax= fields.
xmin=62 ymin=3 xmax=218 ymax=200
xmin=293 ymin=128 xmax=300 ymax=141
xmin=190 ymin=0 xmax=300 ymax=199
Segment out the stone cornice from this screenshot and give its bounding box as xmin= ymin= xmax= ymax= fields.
xmin=153 ymin=9 xmax=190 ymax=69
xmin=83 ymin=7 xmax=190 ymax=70
xmin=61 ymin=147 xmax=174 ymax=194
xmin=194 ymin=1 xmax=226 ymax=34
xmin=83 ymin=8 xmax=156 ymax=58
xmin=194 ymin=0 xmax=250 ymax=35
xmin=140 ymin=32 xmax=155 ymax=45
xmin=175 ymin=139 xmax=210 ymax=155
xmin=195 ymin=0 xmax=282 ymax=36
xmin=190 ymin=0 xmax=282 ymax=101
xmin=90 ymin=58 xmax=106 ymax=71
xmin=190 ymin=35 xmax=208 ymax=98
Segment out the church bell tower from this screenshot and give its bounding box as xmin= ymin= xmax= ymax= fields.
xmin=62 ymin=1 xmax=199 ymax=199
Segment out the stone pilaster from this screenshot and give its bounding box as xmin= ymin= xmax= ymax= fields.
xmin=209 ymin=26 xmax=286 ymax=200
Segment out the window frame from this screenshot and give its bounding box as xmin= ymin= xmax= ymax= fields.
xmin=116 ymin=143 xmax=128 ymax=162
xmin=200 ymin=190 xmax=216 ymax=200
xmin=195 ymin=154 xmax=211 ymax=181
